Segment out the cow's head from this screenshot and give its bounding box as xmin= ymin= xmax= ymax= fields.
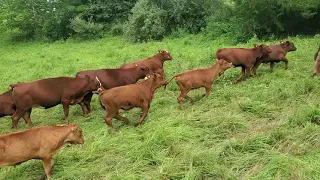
xmin=83 ymin=75 xmax=103 ymax=93
xmin=66 ymin=124 xmax=84 ymax=144
xmin=158 ymin=50 xmax=173 ymax=60
xmin=255 ymin=44 xmax=272 ymax=55
xmin=146 ymin=73 xmax=168 ymax=89
xmin=280 ymin=41 xmax=297 ymax=52
xmin=135 ymin=64 xmax=153 ymax=79
xmin=217 ymin=59 xmax=233 ymax=70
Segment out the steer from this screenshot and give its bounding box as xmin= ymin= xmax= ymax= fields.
xmin=165 ymin=59 xmax=232 ymax=108
xmin=120 ymin=50 xmax=173 ymax=78
xmin=10 ymin=76 xmax=101 ymax=129
xmin=99 ymin=73 xmax=167 ymax=127
xmin=312 ymin=44 xmax=320 ymax=77
xmin=216 ymin=44 xmax=271 ymax=82
xmin=76 ymin=64 xmax=152 ymax=117
xmin=0 ymin=123 xmax=84 ymax=180
xmin=252 ymin=41 xmax=297 ymax=76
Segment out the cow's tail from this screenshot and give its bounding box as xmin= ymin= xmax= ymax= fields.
xmin=98 ymin=92 xmax=106 ymax=110
xmin=9 ymin=84 xmax=17 ymax=90
xmin=314 ymin=44 xmax=320 ymax=61
xmin=164 ymin=75 xmax=178 ymax=90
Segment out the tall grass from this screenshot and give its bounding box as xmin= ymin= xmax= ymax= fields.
xmin=0 ymin=34 xmax=320 ymax=179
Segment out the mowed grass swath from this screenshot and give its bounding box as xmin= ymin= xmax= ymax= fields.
xmin=1 ymin=34 xmax=320 ymax=179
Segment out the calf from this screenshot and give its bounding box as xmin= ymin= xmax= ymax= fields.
xmin=312 ymin=44 xmax=320 ymax=77
xmin=10 ymin=76 xmax=101 ymax=129
xmin=252 ymin=41 xmax=297 ymax=76
xmin=99 ymin=73 xmax=167 ymax=127
xmin=120 ymin=50 xmax=173 ymax=78
xmin=76 ymin=64 xmax=152 ymax=117
xmin=0 ymin=123 xmax=84 ymax=180
xmin=166 ymin=59 xmax=232 ymax=108
xmin=216 ymin=44 xmax=271 ymax=82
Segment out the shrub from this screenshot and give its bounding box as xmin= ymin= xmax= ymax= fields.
xmin=69 ymin=16 xmax=104 ymax=40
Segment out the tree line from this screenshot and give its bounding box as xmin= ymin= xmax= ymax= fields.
xmin=0 ymin=0 xmax=319 ymax=43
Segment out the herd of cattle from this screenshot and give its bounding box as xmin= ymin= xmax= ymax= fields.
xmin=1 ymin=40 xmax=319 ymax=179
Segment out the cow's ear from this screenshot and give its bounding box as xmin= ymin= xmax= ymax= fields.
xmin=70 ymin=124 xmax=78 ymax=132
xmin=84 ymin=75 xmax=91 ymax=80
xmin=286 ymin=41 xmax=290 ymax=45
xmin=158 ymin=50 xmax=162 ymax=53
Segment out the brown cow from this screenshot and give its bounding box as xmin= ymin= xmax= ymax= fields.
xmin=252 ymin=41 xmax=297 ymax=76
xmin=99 ymin=73 xmax=167 ymax=127
xmin=216 ymin=44 xmax=271 ymax=82
xmin=166 ymin=59 xmax=232 ymax=108
xmin=76 ymin=64 xmax=152 ymax=117
xmin=10 ymin=76 xmax=101 ymax=129
xmin=120 ymin=50 xmax=173 ymax=78
xmin=312 ymin=45 xmax=320 ymax=77
xmin=0 ymin=123 xmax=84 ymax=180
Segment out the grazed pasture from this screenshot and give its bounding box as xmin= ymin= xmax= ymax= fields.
xmin=0 ymin=34 xmax=320 ymax=179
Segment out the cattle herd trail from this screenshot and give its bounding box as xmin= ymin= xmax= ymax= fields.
xmin=0 ymin=34 xmax=320 ymax=179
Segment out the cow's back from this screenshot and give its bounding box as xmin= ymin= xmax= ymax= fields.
xmin=217 ymin=48 xmax=252 ymax=65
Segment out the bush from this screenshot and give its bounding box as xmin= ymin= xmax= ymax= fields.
xmin=69 ymin=16 xmax=104 ymax=40
xmin=125 ymin=0 xmax=220 ymax=42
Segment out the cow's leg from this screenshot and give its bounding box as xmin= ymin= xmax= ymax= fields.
xmin=114 ymin=111 xmax=129 ymax=124
xmin=269 ymin=62 xmax=275 ymax=72
xmin=81 ymin=93 xmax=94 ymax=117
xmin=202 ymin=85 xmax=212 ymax=99
xmin=104 ymin=110 xmax=115 ymax=127
xmin=245 ymin=66 xmax=252 ymax=79
xmin=185 ymin=95 xmax=194 ymax=103
xmin=236 ymin=66 xmax=245 ymax=82
xmin=252 ymin=61 xmax=262 ymax=77
xmin=312 ymin=60 xmax=320 ymax=77
xmin=62 ymin=103 xmax=70 ymax=124
xmin=22 ymin=109 xmax=34 ymax=128
xmin=177 ymin=90 xmax=190 ymax=109
xmin=11 ymin=109 xmax=26 ymax=129
xmin=41 ymin=157 xmax=54 ymax=180
xmin=136 ymin=102 xmax=150 ymax=126
xmin=282 ymin=57 xmax=288 ymax=70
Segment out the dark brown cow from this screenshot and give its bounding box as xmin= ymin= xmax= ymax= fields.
xmin=75 ymin=64 xmax=152 ymax=117
xmin=10 ymin=76 xmax=101 ymax=129
xmin=120 ymin=50 xmax=173 ymax=78
xmin=252 ymin=41 xmax=297 ymax=76
xmin=216 ymin=44 xmax=271 ymax=82
xmin=166 ymin=59 xmax=232 ymax=108
xmin=0 ymin=123 xmax=84 ymax=180
xmin=312 ymin=45 xmax=320 ymax=77
xmin=99 ymin=73 xmax=167 ymax=127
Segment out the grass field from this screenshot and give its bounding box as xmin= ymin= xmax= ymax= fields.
xmin=0 ymin=34 xmax=320 ymax=180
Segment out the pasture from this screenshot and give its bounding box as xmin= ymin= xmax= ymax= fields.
xmin=0 ymin=34 xmax=320 ymax=179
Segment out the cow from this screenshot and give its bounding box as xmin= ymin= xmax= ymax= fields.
xmin=75 ymin=64 xmax=152 ymax=117
xmin=120 ymin=50 xmax=173 ymax=78
xmin=10 ymin=76 xmax=101 ymax=129
xmin=251 ymin=41 xmax=297 ymax=76
xmin=0 ymin=123 xmax=84 ymax=180
xmin=98 ymin=73 xmax=167 ymax=127
xmin=312 ymin=44 xmax=320 ymax=77
xmin=165 ymin=59 xmax=232 ymax=108
xmin=216 ymin=44 xmax=271 ymax=82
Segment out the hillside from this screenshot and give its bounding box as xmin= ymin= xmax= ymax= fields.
xmin=0 ymin=34 xmax=320 ymax=179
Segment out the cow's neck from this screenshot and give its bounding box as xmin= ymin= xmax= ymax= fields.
xmin=141 ymin=79 xmax=157 ymax=99
xmin=151 ymin=53 xmax=166 ymax=66
xmin=209 ymin=63 xmax=222 ymax=81
xmin=49 ymin=126 xmax=73 ymax=151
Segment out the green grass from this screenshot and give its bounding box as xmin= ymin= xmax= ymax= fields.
xmin=0 ymin=34 xmax=320 ymax=179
